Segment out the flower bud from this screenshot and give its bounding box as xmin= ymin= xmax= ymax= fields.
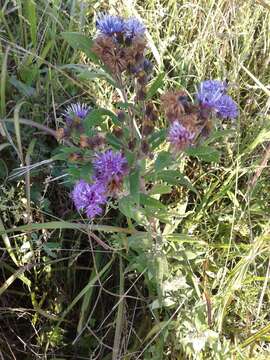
xmin=128 ymin=138 xmax=137 ymax=150
xmin=141 ymin=140 xmax=150 ymax=154
xmin=112 ymin=126 xmax=124 ymax=137
xmin=68 ymin=153 xmax=84 ymax=162
xmin=136 ymin=87 xmax=147 ymax=101
xmin=117 ymin=111 xmax=126 ymax=121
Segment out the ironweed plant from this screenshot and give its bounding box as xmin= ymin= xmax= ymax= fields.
xmin=58 ymin=14 xmax=238 ymax=223
xmin=54 ymin=13 xmax=239 ymax=358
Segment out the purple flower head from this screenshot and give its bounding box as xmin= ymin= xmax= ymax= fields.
xmin=71 ymin=180 xmax=107 ymax=219
xmin=168 ymin=121 xmax=195 ymax=151
xmin=197 ymin=80 xmax=238 ymax=119
xmin=124 ymin=17 xmax=145 ymax=39
xmin=64 ymin=103 xmax=91 ymax=126
xmin=214 ymin=94 xmax=239 ymax=119
xmin=197 ymin=80 xmax=227 ymax=107
xmin=96 ymin=14 xmax=124 ymax=36
xmin=93 ymin=150 xmax=128 ymax=190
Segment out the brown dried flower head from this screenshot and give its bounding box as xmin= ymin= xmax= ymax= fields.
xmin=92 ymin=35 xmax=127 ymax=73
xmin=80 ymin=134 xmax=105 ymax=149
xmin=145 ymin=102 xmax=158 ymax=122
xmin=126 ymin=35 xmax=147 ymax=67
xmin=161 ymin=90 xmax=189 ymax=122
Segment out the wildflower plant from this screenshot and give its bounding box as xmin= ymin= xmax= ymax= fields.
xmin=58 ymin=13 xmax=238 ymax=224
xmin=58 ymin=15 xmax=239 ymax=350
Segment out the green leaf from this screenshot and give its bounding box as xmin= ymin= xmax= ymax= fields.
xmin=118 ymin=195 xmax=146 ymax=225
xmin=148 ymin=183 xmax=172 ymax=195
xmin=125 ymin=150 xmax=136 ymax=167
xmin=61 ymin=32 xmax=98 ymax=63
xmin=140 ymin=193 xmax=166 ymax=210
xmin=155 ymin=151 xmax=172 ymax=171
xmin=0 ymin=159 xmax=8 ymax=178
xmin=149 ymin=129 xmax=167 ymax=149
xmin=129 ymin=169 xmax=140 ymax=204
xmin=79 ymin=164 xmax=93 ymax=181
xmin=9 ymin=76 xmax=36 ymax=97
xmin=185 ymin=145 xmax=221 ymax=163
xmin=115 ymin=101 xmax=133 ymax=109
xmin=155 ymin=170 xmax=181 ymax=185
xmin=62 ymin=65 xmax=117 ymax=87
xmin=147 ymin=72 xmax=165 ymax=99
xmin=155 ymin=170 xmax=198 ymax=194
xmin=128 ymin=233 xmax=152 ymax=251
xmin=106 ymin=133 xmax=123 ymax=150
xmin=24 ymin=0 xmax=37 ymax=47
xmin=204 ymin=129 xmax=234 ymax=145
xmin=0 ymin=143 xmax=11 ymax=152
xmin=52 ymin=146 xmax=81 ymax=161
xmin=84 ymin=108 xmax=121 ymax=132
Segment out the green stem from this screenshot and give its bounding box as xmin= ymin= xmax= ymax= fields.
xmin=112 ymin=256 xmax=125 ymax=360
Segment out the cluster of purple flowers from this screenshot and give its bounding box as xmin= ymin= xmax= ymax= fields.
xmin=72 ymin=150 xmax=128 ymax=219
xmin=167 ymin=80 xmax=238 ymax=151
xmin=96 ymin=14 xmax=145 ymax=39
xmin=196 ymin=80 xmax=238 ymax=119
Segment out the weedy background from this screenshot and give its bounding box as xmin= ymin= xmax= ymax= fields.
xmin=0 ymin=0 xmax=270 ymax=359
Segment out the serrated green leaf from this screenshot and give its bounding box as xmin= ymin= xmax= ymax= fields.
xmin=106 ymin=133 xmax=123 ymax=150
xmin=156 ymin=170 xmax=181 ymax=185
xmin=186 ymin=146 xmax=221 ymax=163
xmin=155 ymin=151 xmax=172 ymax=171
xmin=154 ymin=170 xmax=198 ymax=195
xmin=148 ymin=183 xmax=172 ymax=195
xmin=140 ymin=193 xmax=166 ymax=210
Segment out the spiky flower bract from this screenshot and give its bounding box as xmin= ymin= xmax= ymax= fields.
xmin=63 ymin=103 xmax=91 ymax=126
xmin=93 ymin=150 xmax=128 ymax=189
xmin=214 ymin=94 xmax=239 ymax=119
xmin=168 ymin=121 xmax=195 ymax=151
xmin=96 ymin=14 xmax=124 ymax=36
xmin=124 ymin=17 xmax=145 ymax=39
xmin=71 ymin=180 xmax=107 ymax=219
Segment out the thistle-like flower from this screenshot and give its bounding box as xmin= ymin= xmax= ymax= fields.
xmin=197 ymin=80 xmax=227 ymax=106
xmin=96 ymin=14 xmax=124 ymax=36
xmin=71 ymin=180 xmax=107 ymax=219
xmin=63 ymin=102 xmax=91 ymax=127
xmin=214 ymin=94 xmax=239 ymax=119
xmin=197 ymin=80 xmax=238 ymax=119
xmin=124 ymin=17 xmax=145 ymax=39
xmin=93 ymin=150 xmax=128 ymax=192
xmin=168 ymin=121 xmax=195 ymax=151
